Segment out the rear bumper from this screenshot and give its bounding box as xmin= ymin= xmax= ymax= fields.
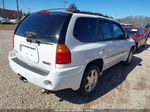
xmin=9 ymin=51 xmax=85 ymax=91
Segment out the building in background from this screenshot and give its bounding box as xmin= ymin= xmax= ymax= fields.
xmin=0 ymin=8 xmax=22 ymax=19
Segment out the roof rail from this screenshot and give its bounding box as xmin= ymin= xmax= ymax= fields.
xmin=71 ymin=10 xmax=112 ymax=18
xmin=44 ymin=8 xmax=67 ymax=11
xmin=37 ymin=8 xmax=112 ymax=18
xmin=39 ymin=8 xmax=77 ymax=12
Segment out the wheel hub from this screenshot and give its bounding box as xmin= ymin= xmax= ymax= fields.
xmin=85 ymin=69 xmax=98 ymax=92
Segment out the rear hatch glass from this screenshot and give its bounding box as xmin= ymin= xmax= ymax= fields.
xmin=124 ymin=28 xmax=138 ymax=36
xmin=15 ymin=12 xmax=71 ymax=43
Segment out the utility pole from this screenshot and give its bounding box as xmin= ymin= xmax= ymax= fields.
xmin=63 ymin=0 xmax=67 ymax=8
xmin=115 ymin=13 xmax=118 ymax=19
xmin=16 ymin=0 xmax=20 ymax=20
xmin=2 ymin=0 xmax=5 ymax=9
xmin=1 ymin=0 xmax=5 ymax=17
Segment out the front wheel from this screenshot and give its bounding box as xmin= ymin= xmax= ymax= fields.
xmin=79 ymin=65 xmax=100 ymax=97
xmin=123 ymin=49 xmax=134 ymax=65
xmin=142 ymin=38 xmax=147 ymax=47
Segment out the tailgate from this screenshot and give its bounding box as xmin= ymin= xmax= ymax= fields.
xmin=14 ymin=35 xmax=56 ymax=71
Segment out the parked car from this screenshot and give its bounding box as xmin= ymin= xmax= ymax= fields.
xmin=0 ymin=17 xmax=10 ymax=24
xmin=0 ymin=16 xmax=4 ymax=20
xmin=10 ymin=19 xmax=19 ymax=24
xmin=144 ymin=23 xmax=150 ymax=37
xmin=123 ymin=26 xmax=147 ymax=50
xmin=0 ymin=16 xmax=5 ymax=23
xmin=9 ymin=10 xmax=135 ymax=96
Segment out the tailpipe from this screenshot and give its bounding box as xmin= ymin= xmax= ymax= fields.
xmin=18 ymin=74 xmax=28 ymax=83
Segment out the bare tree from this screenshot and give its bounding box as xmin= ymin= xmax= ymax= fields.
xmin=118 ymin=16 xmax=150 ymax=26
xmin=66 ymin=3 xmax=78 ymax=12
xmin=63 ymin=0 xmax=67 ymax=8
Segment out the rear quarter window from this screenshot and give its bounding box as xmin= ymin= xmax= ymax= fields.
xmin=74 ymin=17 xmax=98 ymax=42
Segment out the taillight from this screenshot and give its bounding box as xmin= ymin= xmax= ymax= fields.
xmin=56 ymin=44 xmax=71 ymax=64
xmin=12 ymin=34 xmax=15 ymax=48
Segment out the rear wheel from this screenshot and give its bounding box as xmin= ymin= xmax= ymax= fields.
xmin=79 ymin=65 xmax=100 ymax=97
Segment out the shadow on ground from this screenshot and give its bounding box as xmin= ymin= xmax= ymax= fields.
xmin=49 ymin=56 xmax=142 ymax=104
xmin=135 ymin=43 xmax=150 ymax=54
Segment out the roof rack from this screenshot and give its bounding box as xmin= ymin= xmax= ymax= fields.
xmin=72 ymin=10 xmax=112 ymax=18
xmin=39 ymin=8 xmax=76 ymax=12
xmin=38 ymin=8 xmax=112 ymax=18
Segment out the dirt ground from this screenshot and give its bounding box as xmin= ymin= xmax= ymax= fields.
xmin=0 ymin=29 xmax=150 ymax=110
xmin=0 ymin=24 xmax=17 ymax=30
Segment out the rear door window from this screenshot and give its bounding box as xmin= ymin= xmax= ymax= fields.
xmin=101 ymin=21 xmax=113 ymax=40
xmin=15 ymin=13 xmax=71 ymax=43
xmin=74 ymin=17 xmax=98 ymax=42
xmin=97 ymin=21 xmax=104 ymax=40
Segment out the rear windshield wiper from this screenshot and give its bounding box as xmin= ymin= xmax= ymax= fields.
xmin=26 ymin=37 xmax=53 ymax=45
xmin=25 ymin=32 xmax=53 ymax=45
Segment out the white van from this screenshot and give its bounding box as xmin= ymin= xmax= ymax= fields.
xmin=9 ymin=10 xmax=135 ymax=96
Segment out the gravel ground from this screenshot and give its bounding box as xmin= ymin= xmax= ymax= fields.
xmin=0 ymin=24 xmax=17 ymax=30
xmin=0 ymin=30 xmax=150 ymax=110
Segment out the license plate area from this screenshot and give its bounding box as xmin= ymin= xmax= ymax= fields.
xmin=20 ymin=44 xmax=38 ymax=63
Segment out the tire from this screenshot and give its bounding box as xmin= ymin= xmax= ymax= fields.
xmin=123 ymin=48 xmax=134 ymax=65
xmin=135 ymin=42 xmax=138 ymax=51
xmin=142 ymin=38 xmax=147 ymax=47
xmin=79 ymin=65 xmax=100 ymax=97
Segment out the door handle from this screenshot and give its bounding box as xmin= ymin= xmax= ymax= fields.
xmin=116 ymin=44 xmax=120 ymax=47
xmin=101 ymin=48 xmax=105 ymax=51
xmin=99 ymin=48 xmax=104 ymax=55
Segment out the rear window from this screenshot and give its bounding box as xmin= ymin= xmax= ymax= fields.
xmin=15 ymin=13 xmax=71 ymax=43
xmin=139 ymin=29 xmax=144 ymax=34
xmin=124 ymin=28 xmax=138 ymax=36
xmin=145 ymin=24 xmax=150 ymax=28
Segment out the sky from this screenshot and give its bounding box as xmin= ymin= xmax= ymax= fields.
xmin=0 ymin=0 xmax=150 ymax=18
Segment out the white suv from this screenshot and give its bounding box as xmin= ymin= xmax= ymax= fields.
xmin=9 ymin=10 xmax=135 ymax=96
